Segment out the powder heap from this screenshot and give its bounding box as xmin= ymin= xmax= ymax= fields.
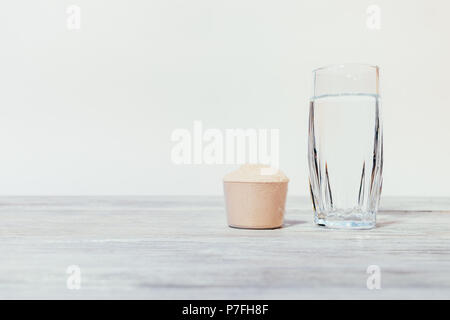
xmin=223 ymin=164 xmax=289 ymax=183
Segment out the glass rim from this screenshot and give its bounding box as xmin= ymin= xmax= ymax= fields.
xmin=312 ymin=63 xmax=379 ymax=74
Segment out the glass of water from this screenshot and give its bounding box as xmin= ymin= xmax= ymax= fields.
xmin=308 ymin=64 xmax=383 ymax=229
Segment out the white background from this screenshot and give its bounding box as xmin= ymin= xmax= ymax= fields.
xmin=0 ymin=0 xmax=449 ymax=196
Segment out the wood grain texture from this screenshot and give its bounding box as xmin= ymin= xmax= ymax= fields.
xmin=1 ymin=196 xmax=450 ymax=299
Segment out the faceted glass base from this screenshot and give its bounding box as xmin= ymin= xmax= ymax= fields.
xmin=314 ymin=210 xmax=376 ymax=229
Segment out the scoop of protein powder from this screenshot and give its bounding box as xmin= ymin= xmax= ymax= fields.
xmin=223 ymin=164 xmax=289 ymax=229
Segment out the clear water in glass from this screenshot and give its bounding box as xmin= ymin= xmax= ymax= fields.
xmin=308 ymin=92 xmax=383 ymax=229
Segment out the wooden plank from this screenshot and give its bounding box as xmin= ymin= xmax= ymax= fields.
xmin=0 ymin=196 xmax=449 ymax=299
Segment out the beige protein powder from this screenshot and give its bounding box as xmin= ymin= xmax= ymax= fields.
xmin=223 ymin=164 xmax=289 ymax=229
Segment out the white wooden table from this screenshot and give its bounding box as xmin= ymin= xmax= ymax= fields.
xmin=1 ymin=196 xmax=449 ymax=299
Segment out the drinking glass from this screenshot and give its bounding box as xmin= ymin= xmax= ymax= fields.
xmin=308 ymin=64 xmax=383 ymax=229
